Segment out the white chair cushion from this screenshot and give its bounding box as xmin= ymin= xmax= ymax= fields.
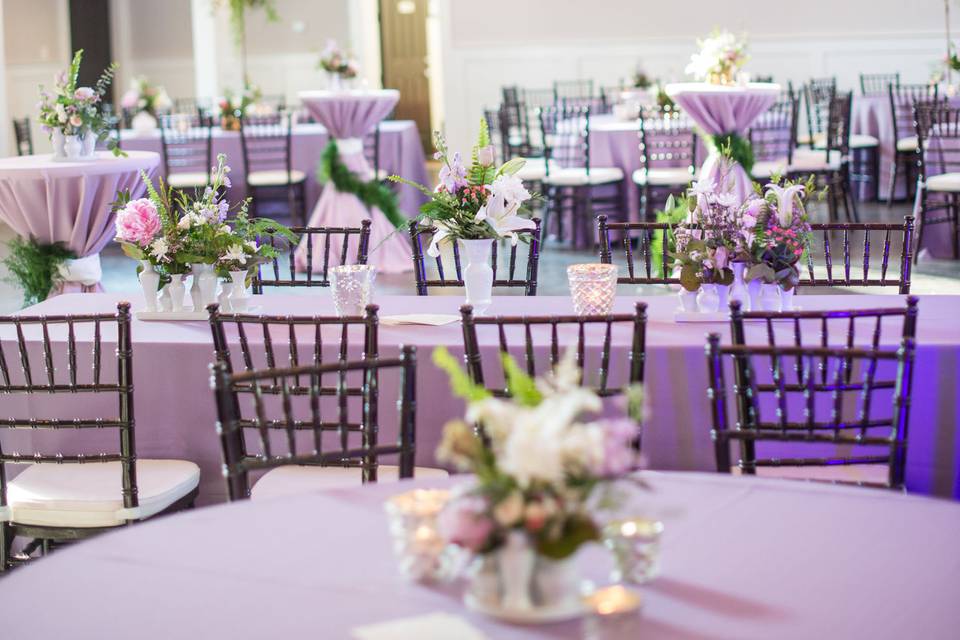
xmin=247 ymin=169 xmax=307 ymax=187
xmin=251 ymin=464 xmax=449 ymax=501
xmin=167 ymin=172 xmax=210 ymax=189
xmin=543 ymin=166 xmax=624 ymax=186
xmin=515 ymin=158 xmax=559 ymax=182
xmin=812 ymin=134 xmax=879 ymax=150
xmin=733 ymin=463 xmax=890 ymax=486
xmin=788 ymin=148 xmax=842 ymax=172
xmin=631 ymin=167 xmax=695 ymax=186
xmin=896 ymin=136 xmax=918 ymax=152
xmin=7 ymin=460 xmax=200 ymax=528
xmin=925 ymin=172 xmax=960 ymax=192
xmin=751 ymin=159 xmax=789 ymax=179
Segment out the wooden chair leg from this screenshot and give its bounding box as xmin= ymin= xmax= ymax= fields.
xmin=886 ymin=156 xmax=899 ymax=206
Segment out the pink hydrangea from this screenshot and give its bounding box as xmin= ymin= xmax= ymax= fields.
xmin=115 ymin=198 xmax=161 ymax=247
xmin=438 ymin=495 xmax=494 ymax=552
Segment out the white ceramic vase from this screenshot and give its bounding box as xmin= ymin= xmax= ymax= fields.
xmin=51 ymin=129 xmax=67 ymax=158
xmin=678 ymin=287 xmax=698 ymax=312
xmin=459 ymin=239 xmax=494 ymax=315
xmin=167 ymin=274 xmax=186 ymax=312
xmin=498 ymin=531 xmax=536 ymax=612
xmin=716 ymin=283 xmax=730 ymax=313
xmin=158 ymin=285 xmax=172 ymax=312
xmin=780 ymin=285 xmax=795 ymax=311
xmin=138 ymin=260 xmax=160 ymax=312
xmin=217 ymin=280 xmax=233 ymax=313
xmin=62 ymin=134 xmax=83 ymax=159
xmin=760 ymin=283 xmax=781 ymax=312
xmin=189 ymin=263 xmax=218 ymax=311
xmin=697 ymin=283 xmax=720 ymax=313
xmin=228 ymin=270 xmax=250 ymax=312
xmin=52 ymin=128 xmax=96 ymax=160
xmin=747 ymin=278 xmax=762 ymax=312
xmin=81 ymin=130 xmax=96 ymax=156
xmin=131 ymin=111 xmax=158 ymax=133
xmin=729 ymin=262 xmax=749 ymax=309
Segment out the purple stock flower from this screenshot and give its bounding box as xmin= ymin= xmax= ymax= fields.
xmin=438 ymin=152 xmax=468 ymax=192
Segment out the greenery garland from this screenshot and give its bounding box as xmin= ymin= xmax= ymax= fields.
xmin=707 ymin=132 xmax=755 ymax=175
xmin=317 ymin=141 xmax=405 ymax=229
xmin=2 ymin=237 xmax=76 ymax=307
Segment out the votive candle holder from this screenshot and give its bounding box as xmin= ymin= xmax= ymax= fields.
xmin=567 ymin=263 xmax=618 ymax=316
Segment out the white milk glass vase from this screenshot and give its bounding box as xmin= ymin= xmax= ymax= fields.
xmin=138 ymin=261 xmax=160 ymax=312
xmin=697 ymin=283 xmax=720 ymax=313
xmin=459 ymin=238 xmax=494 ymax=314
xmin=228 ymin=270 xmax=251 ymax=312
xmin=729 ymin=262 xmax=749 ymax=309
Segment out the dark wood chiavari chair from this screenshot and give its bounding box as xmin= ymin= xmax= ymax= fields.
xmin=553 ymin=79 xmax=595 ymax=107
xmin=802 ymin=77 xmax=836 ymax=147
xmin=211 ymin=346 xmax=421 ymax=501
xmin=158 ymin=112 xmax=214 ymax=193
xmin=0 ymin=303 xmax=200 ymax=570
xmin=483 ymin=107 xmax=506 ymax=166
xmin=252 ymin=221 xmax=371 ymax=292
xmin=750 ymin=88 xmax=798 ymax=180
xmin=502 ymin=86 xmax=556 ymax=159
xmin=12 ymin=117 xmax=33 ymax=156
xmin=408 ymin=220 xmax=542 ymax=296
xmin=239 ymin=111 xmax=307 ymax=226
xmin=705 ymin=329 xmax=916 ymax=490
xmin=363 ymin=123 xmax=386 ymax=182
xmin=791 ymin=91 xmax=859 ymax=223
xmin=597 ymin=215 xmax=914 ymax=293
xmin=459 ymin=302 xmax=648 ymax=397
xmin=540 ymin=104 xmax=625 ymax=246
xmin=887 ymin=83 xmax=939 ymax=204
xmin=860 ymin=72 xmax=901 ymax=96
xmin=634 ymin=104 xmax=698 ymax=220
xmin=914 ymin=102 xmax=960 ymax=260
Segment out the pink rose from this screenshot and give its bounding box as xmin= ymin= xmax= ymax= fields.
xmin=74 ymin=87 xmax=96 ymax=101
xmin=438 ymin=496 xmax=493 ymax=552
xmin=477 ymin=145 xmax=496 ymax=167
xmin=115 ymin=198 xmax=161 ymax=247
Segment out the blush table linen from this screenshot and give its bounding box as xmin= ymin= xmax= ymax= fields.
xmin=1 ymin=471 xmax=958 ymax=639
xmin=119 ymin=120 xmax=430 ymax=222
xmin=297 ymin=89 xmax=413 ymax=273
xmin=666 ymin=83 xmax=780 ymax=203
xmin=0 ymin=151 xmax=160 ymax=295
xmin=3 ymin=292 xmax=959 ymax=504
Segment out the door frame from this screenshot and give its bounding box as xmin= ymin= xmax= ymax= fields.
xmin=349 ymin=0 xmax=447 ymax=136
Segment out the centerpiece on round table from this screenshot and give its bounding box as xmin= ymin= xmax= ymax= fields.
xmin=670 ymin=176 xmax=816 ymax=316
xmin=431 ymin=347 xmax=643 ymax=623
xmin=685 ymin=29 xmax=749 ymax=86
xmin=37 ymin=49 xmax=121 ymax=160
xmin=390 ymin=120 xmax=536 ymax=313
xmin=120 ymin=76 xmax=173 ymax=133
xmin=318 ymin=40 xmax=359 ymax=92
xmin=218 ymin=84 xmax=262 ymax=131
xmin=112 ymin=153 xmax=296 ymax=317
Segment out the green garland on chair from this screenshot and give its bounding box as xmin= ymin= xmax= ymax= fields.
xmin=316 ymin=141 xmax=405 ymax=229
xmin=707 ymin=132 xmax=755 ymax=176
xmin=2 ymin=237 xmax=76 ymax=307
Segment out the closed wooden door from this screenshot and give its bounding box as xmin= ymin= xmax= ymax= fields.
xmin=380 ymin=0 xmax=432 ymax=151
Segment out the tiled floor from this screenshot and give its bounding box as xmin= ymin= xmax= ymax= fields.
xmin=1 ymin=199 xmax=958 ymax=314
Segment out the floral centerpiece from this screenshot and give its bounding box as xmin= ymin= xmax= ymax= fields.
xmin=218 ymin=84 xmax=262 ymax=130
xmin=318 ymin=40 xmax=359 ymax=90
xmin=432 ymin=347 xmax=642 ymax=617
xmin=389 ymin=120 xmax=537 ymax=313
xmin=37 ymin=49 xmax=120 ymax=159
xmin=685 ymin=30 xmax=749 ymax=85
xmin=120 ymin=76 xmax=172 ymax=132
xmin=112 ymin=153 xmax=295 ymax=314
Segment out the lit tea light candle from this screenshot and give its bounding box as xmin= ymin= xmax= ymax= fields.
xmin=584 ymin=585 xmax=642 ymax=616
xmin=567 ymin=263 xmax=618 ymax=316
xmin=602 ymin=517 xmax=664 ymax=584
xmin=384 ymin=489 xmax=453 ymax=583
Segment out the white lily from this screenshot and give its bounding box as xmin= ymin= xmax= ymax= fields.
xmin=425 ymin=222 xmax=453 ymax=258
xmin=765 ymin=183 xmax=806 ymax=226
xmin=475 ymin=190 xmax=536 ymax=245
xmin=221 ymin=244 xmax=248 ymax=265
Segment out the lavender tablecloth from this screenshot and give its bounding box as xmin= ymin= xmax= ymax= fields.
xmin=667 ymin=83 xmax=780 ymax=203
xmin=0 ymin=151 xmax=160 ymax=295
xmin=1 ymin=471 xmax=958 ymax=639
xmin=3 ymin=292 xmax=958 ymax=504
xmin=297 ymin=90 xmax=413 ymax=273
xmin=120 ymin=120 xmax=430 ymax=222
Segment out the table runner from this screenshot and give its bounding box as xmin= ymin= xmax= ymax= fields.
xmin=1 ymin=472 xmax=957 ymax=638
xmin=2 ymin=292 xmax=957 ymax=503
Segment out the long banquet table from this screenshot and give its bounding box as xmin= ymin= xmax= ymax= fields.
xmin=119 ymin=120 xmax=430 ymax=217
xmin=4 ymin=292 xmax=958 ymax=503
xmin=1 ymin=472 xmax=957 ymax=638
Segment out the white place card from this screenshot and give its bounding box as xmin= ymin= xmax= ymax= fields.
xmin=380 ymin=314 xmax=461 ymax=326
xmin=351 ymin=612 xmax=489 ymax=640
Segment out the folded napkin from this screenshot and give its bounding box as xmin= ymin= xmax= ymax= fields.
xmin=351 ymin=612 xmax=488 ymax=640
xmin=380 ymin=314 xmax=460 ymax=326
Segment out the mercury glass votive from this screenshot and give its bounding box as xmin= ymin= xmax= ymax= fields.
xmin=582 ymin=585 xmax=643 ymax=640
xmin=330 ymin=264 xmax=377 ymax=316
xmin=567 ymin=263 xmax=618 ymax=316
xmin=383 ymin=489 xmax=453 ymax=582
xmin=602 ymin=517 xmax=664 ymax=584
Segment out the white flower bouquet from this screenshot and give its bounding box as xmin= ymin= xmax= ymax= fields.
xmin=685 ymin=30 xmax=749 ymax=85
